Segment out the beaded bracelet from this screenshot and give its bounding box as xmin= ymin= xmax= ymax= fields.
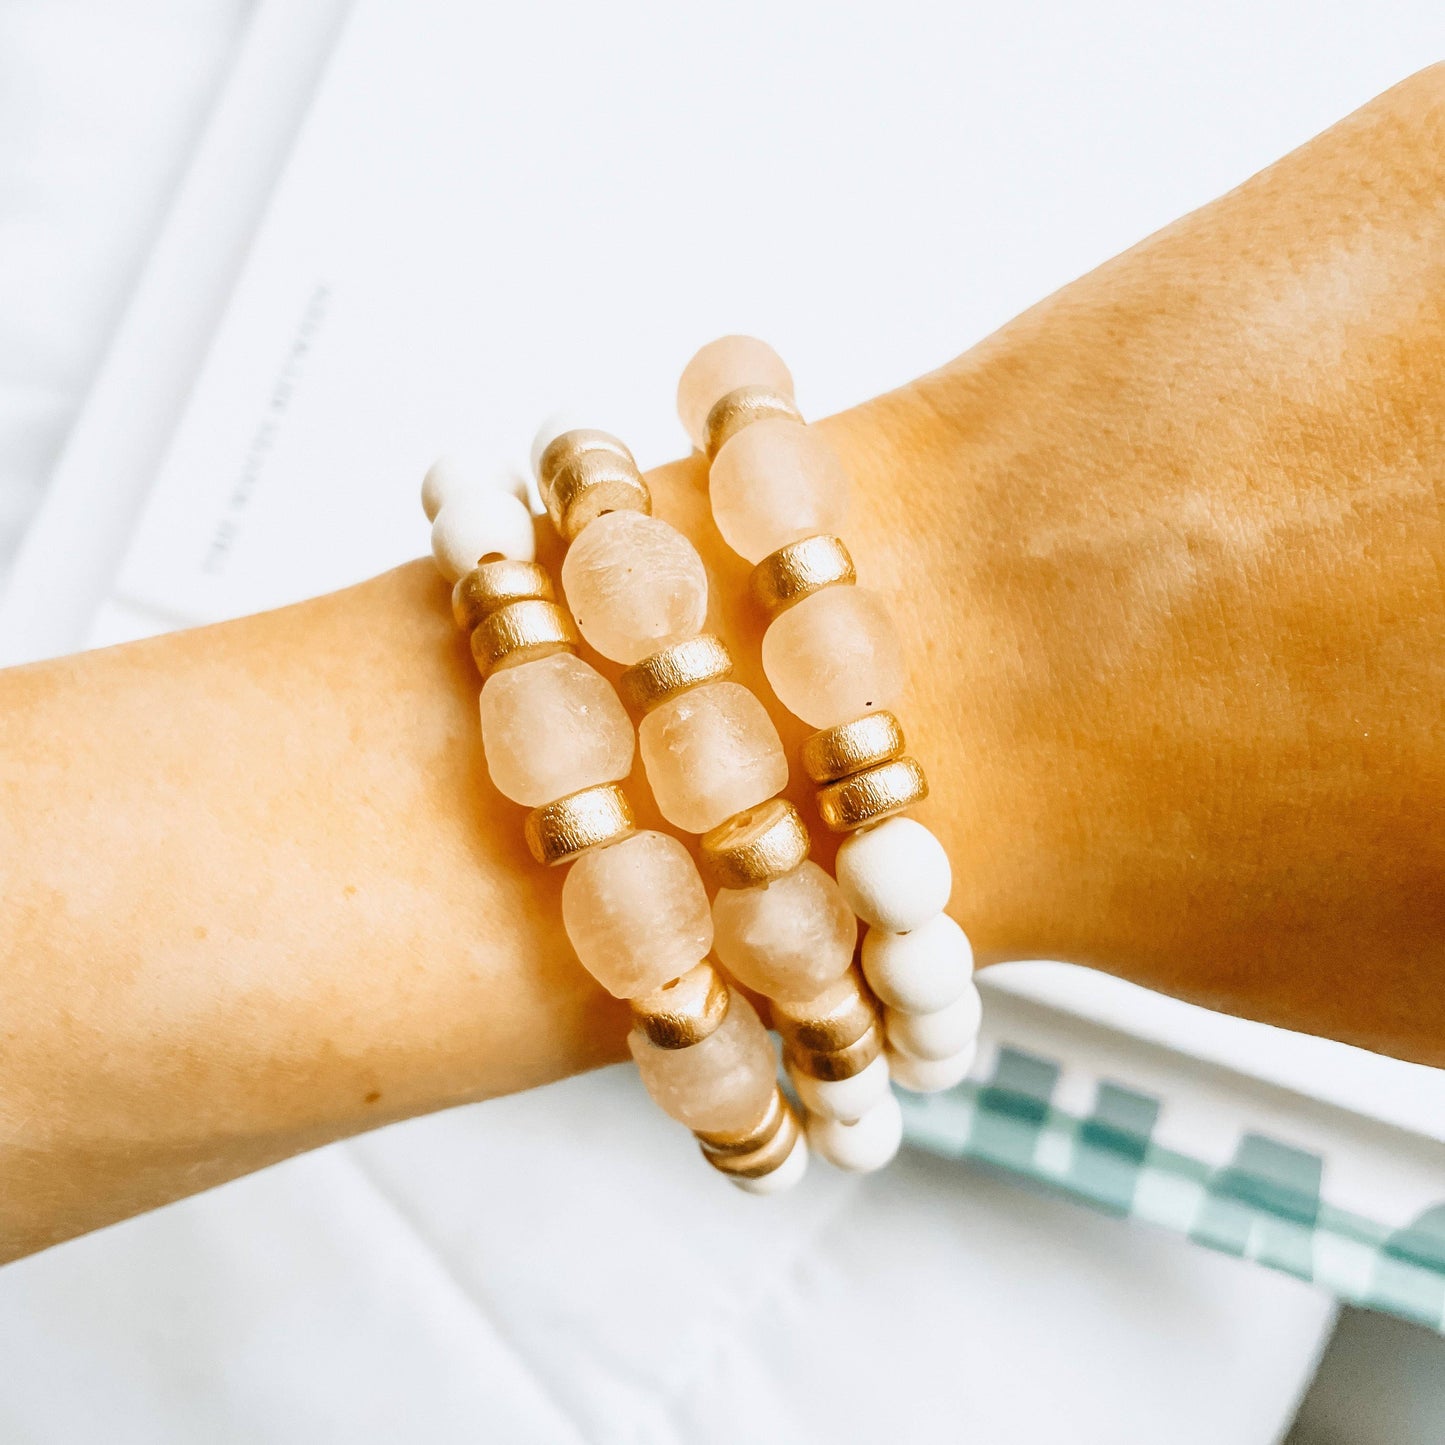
xmin=422 ymin=454 xmax=808 ymax=1194
xmin=530 ymin=418 xmax=897 ymax=1173
xmin=677 ymin=337 xmax=983 ymax=1110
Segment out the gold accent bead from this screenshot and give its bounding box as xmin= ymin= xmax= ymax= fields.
xmin=523 ymin=783 xmax=634 ymax=866
xmin=785 ymin=1022 xmax=883 ymax=1082
xmin=452 ymin=560 xmax=554 ymax=631
xmin=698 ymin=797 xmax=810 ymax=890
xmin=816 ymin=756 xmax=929 ymax=832
xmin=702 ymin=385 xmax=804 ymax=460
xmin=772 ymin=972 xmax=879 ymax=1052
xmin=700 ymin=1096 xmax=801 ymax=1179
xmin=800 ymin=711 xmax=906 ymax=784
xmin=536 ymin=430 xmax=650 ymax=541
xmin=470 ymin=598 xmax=578 ymax=678
xmin=616 ymin=634 xmax=734 ymax=713
xmin=630 ymin=962 xmax=731 ymax=1050
xmin=696 ymin=1086 xmax=786 ymax=1158
xmin=749 ymin=534 xmax=855 ymax=619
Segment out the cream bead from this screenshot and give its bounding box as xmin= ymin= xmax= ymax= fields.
xmin=730 ymin=1130 xmax=809 ymax=1195
xmin=806 ymin=1090 xmax=903 ymax=1173
xmin=860 ymin=912 xmax=974 ymax=1013
xmin=560 ymin=510 xmax=708 ymax=663
xmin=479 ymin=652 xmax=633 ymax=806
xmin=711 ymin=861 xmax=856 ymax=1003
xmin=760 ymin=586 xmax=904 ymax=729
xmin=787 ymin=1052 xmax=892 ymax=1123
xmin=421 ymin=455 xmax=529 ymax=522
xmin=888 ymin=1040 xmax=978 ymax=1094
xmin=835 ymin=816 xmax=952 ymax=932
xmin=638 ymin=680 xmax=788 ymax=833
xmin=561 ymin=830 xmax=713 ymax=998
xmin=677 ymin=335 xmax=794 ymax=450
xmin=431 ymin=490 xmax=536 ymax=580
xmin=529 ymin=410 xmax=594 ymax=478
xmin=628 ymin=991 xmax=778 ymax=1134
xmin=885 ymin=984 xmax=983 ymax=1061
xmin=710 ymin=419 xmax=851 ymax=564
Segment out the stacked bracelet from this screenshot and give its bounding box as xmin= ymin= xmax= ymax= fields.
xmin=422 ymin=453 xmax=807 ymax=1195
xmin=677 ymin=337 xmax=983 ymax=1109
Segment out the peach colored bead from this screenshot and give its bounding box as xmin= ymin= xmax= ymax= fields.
xmin=761 ymin=586 xmax=906 ymax=728
xmin=712 ymin=861 xmax=857 ymax=1003
xmin=559 ymin=510 xmax=708 ymax=664
xmin=479 ymin=652 xmax=633 ymax=806
xmin=561 ymin=830 xmax=713 ymax=999
xmin=676 ymin=335 xmax=795 ymax=449
xmin=638 ymin=680 xmax=788 ymax=833
xmin=710 ymin=418 xmax=851 ymax=563
xmin=629 ymin=991 xmax=779 ymax=1134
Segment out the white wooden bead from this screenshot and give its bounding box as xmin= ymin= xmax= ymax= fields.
xmin=806 ymin=1089 xmax=903 ymax=1173
xmin=834 ymin=816 xmax=951 ymax=931
xmin=787 ymin=1052 xmax=891 ymax=1123
xmin=422 ymin=455 xmax=529 ymax=522
xmin=431 ymin=491 xmax=536 ymax=580
xmin=529 ymin=410 xmax=594 ymax=478
xmin=730 ymin=1130 xmax=810 ymax=1196
xmin=888 ymin=1040 xmax=978 ymax=1094
xmin=884 ymin=983 xmax=983 ymax=1061
xmin=860 ymin=913 xmax=974 ymax=1013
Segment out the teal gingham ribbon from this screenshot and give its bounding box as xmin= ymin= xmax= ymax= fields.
xmin=898 ymin=1044 xmax=1445 ymax=1330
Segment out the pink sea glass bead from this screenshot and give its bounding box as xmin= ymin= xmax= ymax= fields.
xmin=761 ymin=586 xmax=906 ymax=729
xmin=638 ymin=680 xmax=788 ymax=833
xmin=629 ymin=990 xmax=779 ymax=1134
xmin=560 ymin=510 xmax=708 ymax=664
xmin=709 ymin=418 xmax=851 ymax=563
xmin=479 ymin=652 xmax=633 ymax=806
xmin=712 ymin=861 xmax=857 ymax=1003
xmin=561 ymin=830 xmax=714 ymax=999
xmin=676 ymin=335 xmax=795 ymax=450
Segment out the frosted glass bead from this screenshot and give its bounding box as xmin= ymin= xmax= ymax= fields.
xmin=710 ymin=419 xmax=851 ymax=563
xmin=639 ymin=681 xmax=788 ymax=833
xmin=421 ymin=455 xmax=529 ymax=522
xmin=761 ymin=586 xmax=905 ymax=728
xmin=677 ymin=335 xmax=794 ymax=449
xmin=431 ymin=491 xmax=536 ymax=580
xmin=806 ymin=1089 xmax=903 ymax=1172
xmin=560 ymin=510 xmax=708 ymax=663
xmin=860 ymin=913 xmax=974 ymax=1013
xmin=889 ymin=1040 xmax=978 ymax=1094
xmin=835 ymin=816 xmax=952 ymax=931
xmin=629 ymin=991 xmax=778 ymax=1134
xmin=788 ymin=1052 xmax=892 ymax=1123
xmin=730 ymin=1129 xmax=809 ymax=1195
xmin=562 ymin=830 xmax=713 ymax=998
xmin=712 ymin=861 xmax=856 ymax=1003
xmin=885 ymin=983 xmax=983 ymax=1061
xmin=479 ymin=653 xmax=633 ymax=806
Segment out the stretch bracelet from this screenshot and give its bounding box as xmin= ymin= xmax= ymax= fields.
xmin=677 ymin=337 xmax=983 ymax=1105
xmin=531 ymin=417 xmax=896 ymax=1173
xmin=423 ymin=454 xmax=808 ymax=1195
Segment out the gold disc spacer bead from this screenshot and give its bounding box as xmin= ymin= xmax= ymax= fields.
xmin=816 ymin=756 xmax=929 ymax=832
xmin=800 ymin=710 xmax=906 ymax=785
xmin=785 ymin=1022 xmax=884 ymax=1082
xmin=698 ymin=797 xmax=810 ymax=890
xmin=749 ymin=534 xmax=855 ymax=619
xmin=452 ymin=559 xmax=555 ymax=632
xmin=536 ymin=430 xmax=650 ymax=542
xmin=702 ymin=385 xmax=804 ymax=460
xmin=617 ymin=634 xmax=734 ymax=713
xmin=695 ymin=1085 xmax=788 ymax=1159
xmin=629 ymin=962 xmax=731 ymax=1050
xmin=772 ymin=971 xmax=880 ymax=1053
xmin=700 ymin=1095 xmax=801 ymax=1178
xmin=523 ymin=783 xmax=634 ymax=867
xmin=470 ymin=598 xmax=579 ymax=678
